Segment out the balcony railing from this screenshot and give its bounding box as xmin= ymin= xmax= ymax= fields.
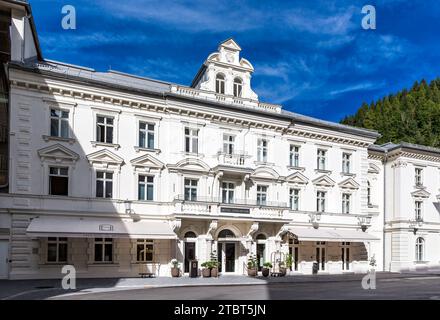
xmin=217 ymin=151 xmax=247 ymax=166
xmin=173 ymin=195 xmax=288 ymax=208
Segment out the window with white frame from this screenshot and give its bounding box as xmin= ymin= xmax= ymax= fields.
xmin=96 ymin=171 xmax=113 ymax=198
xmin=233 ymin=77 xmax=242 ymax=97
xmin=290 ymin=188 xmax=300 ymax=211
xmin=317 ymin=191 xmax=326 ymax=212
xmin=342 ymin=153 xmax=351 ymax=174
xmin=139 ymin=122 xmax=155 ymax=149
xmin=184 ymin=178 xmax=198 ymax=201
xmin=222 ymin=182 xmax=235 ymax=204
xmin=94 ymin=238 xmax=113 ymax=262
xmin=290 ymin=145 xmax=300 ymax=167
xmin=137 ymin=239 xmax=154 ymax=262
xmin=49 ymin=167 xmax=69 ymax=196
xmin=257 ymin=185 xmax=267 ymax=206
xmin=367 ymin=181 xmax=372 ymax=205
xmin=317 ymin=149 xmax=327 ymax=170
xmin=257 ymin=139 xmax=268 ymax=162
xmin=415 ymin=237 xmax=424 ymax=262
xmin=223 ymin=134 xmax=235 ymax=155
xmin=50 ymin=109 xmax=69 ymax=138
xmin=96 ymin=115 xmax=114 ymax=143
xmin=342 ymin=193 xmax=351 ymax=214
xmin=185 ymin=127 xmax=199 ymax=153
xmin=415 ymin=168 xmax=423 ymax=186
xmin=47 ymin=237 xmax=68 ymax=263
xmin=138 ymin=175 xmax=154 ymax=201
xmin=415 ymin=200 xmax=423 ymax=221
xmin=215 ymin=74 xmax=225 ymax=94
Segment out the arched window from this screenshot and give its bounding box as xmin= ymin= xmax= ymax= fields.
xmin=184 ymin=231 xmax=197 ymax=238
xmin=256 ymin=233 xmax=266 ymax=240
xmin=218 ymin=229 xmax=235 ymax=239
xmin=215 ymin=74 xmax=225 ymax=94
xmin=415 ymin=237 xmax=424 ymax=262
xmin=367 ymin=181 xmax=371 ymax=205
xmin=233 ymin=77 xmax=242 ymax=97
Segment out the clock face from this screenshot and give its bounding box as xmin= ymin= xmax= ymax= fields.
xmin=226 ymin=53 xmax=234 ymax=63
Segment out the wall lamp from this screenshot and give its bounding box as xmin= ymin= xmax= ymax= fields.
xmin=358 ymin=215 xmax=372 ymax=232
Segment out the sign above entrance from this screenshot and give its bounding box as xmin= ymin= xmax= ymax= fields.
xmin=220 ymin=207 xmax=250 ymax=214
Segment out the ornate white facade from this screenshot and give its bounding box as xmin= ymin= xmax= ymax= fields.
xmin=0 ymin=1 xmax=439 ymax=280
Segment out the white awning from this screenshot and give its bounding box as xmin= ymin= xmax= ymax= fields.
xmin=26 ymin=216 xmax=177 ymax=240
xmin=287 ymin=227 xmax=379 ymax=242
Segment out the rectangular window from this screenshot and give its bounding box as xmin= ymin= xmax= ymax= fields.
xmin=139 ymin=122 xmax=155 ymax=149
xmin=342 ymin=193 xmax=351 ymax=214
xmin=289 ymin=145 xmax=300 ymax=167
xmin=342 ymin=153 xmax=351 ymax=174
xmin=96 ymin=116 xmax=114 ymax=144
xmin=184 ymin=178 xmax=198 ymax=201
xmin=94 ymin=238 xmax=113 ymax=262
xmin=317 ymin=191 xmax=326 ymax=212
xmin=415 ymin=168 xmax=423 ymax=186
xmin=222 ymin=182 xmax=235 ymax=204
xmin=290 ymin=188 xmax=300 ymax=211
xmin=257 ymin=185 xmax=267 ymax=206
xmin=137 ymin=239 xmax=154 ymax=262
xmin=257 ymin=139 xmax=268 ymax=162
xmin=138 ymin=175 xmax=154 ymax=201
xmin=415 ymin=201 xmax=423 ymax=221
xmin=223 ymin=134 xmax=235 ymax=155
xmin=49 ymin=167 xmax=69 ymax=196
xmin=185 ymin=128 xmax=199 ymax=154
xmin=317 ymin=149 xmax=326 ymax=170
xmin=47 ymin=237 xmax=68 ymax=263
xmin=96 ymin=171 xmax=113 ymax=198
xmin=50 ymin=109 xmax=69 ymax=138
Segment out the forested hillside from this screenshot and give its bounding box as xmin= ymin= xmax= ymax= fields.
xmin=341 ymin=78 xmax=440 ymax=147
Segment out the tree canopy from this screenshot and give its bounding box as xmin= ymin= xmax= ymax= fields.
xmin=341 ymin=78 xmax=440 ymax=147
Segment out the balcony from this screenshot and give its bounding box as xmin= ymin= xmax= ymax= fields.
xmin=173 ymin=195 xmax=289 ymax=220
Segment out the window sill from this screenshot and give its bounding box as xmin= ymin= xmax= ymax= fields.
xmin=135 ymin=146 xmax=161 ymax=154
xmin=414 ymin=185 xmax=426 ymax=189
xmin=38 ymin=263 xmax=69 ymax=267
xmin=315 ymin=169 xmax=332 ymax=174
xmin=287 ymin=166 xmax=305 ymax=172
xmin=91 ymin=141 xmax=120 ymax=150
xmin=183 ymin=152 xmax=205 ymax=158
xmin=254 ymin=161 xmax=275 ymax=166
xmin=88 ymin=263 xmax=120 ymax=267
xmin=340 ymin=172 xmax=356 ymax=177
xmin=43 ymin=135 xmax=76 ymax=144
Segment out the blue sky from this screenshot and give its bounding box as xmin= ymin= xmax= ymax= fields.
xmin=30 ymin=0 xmax=440 ymax=122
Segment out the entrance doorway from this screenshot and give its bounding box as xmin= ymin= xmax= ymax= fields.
xmin=288 ymin=238 xmax=299 ymax=271
xmin=316 ymin=241 xmax=326 ymax=271
xmin=341 ymin=242 xmax=350 ymax=271
xmin=0 ymin=240 xmax=8 ymax=279
xmin=217 ymin=242 xmax=236 ymax=273
xmin=183 ymin=231 xmax=197 ymax=273
xmin=255 ymin=233 xmax=267 ymax=271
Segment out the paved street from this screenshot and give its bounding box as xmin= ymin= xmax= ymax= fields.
xmin=1 ymin=272 xmax=440 ymax=300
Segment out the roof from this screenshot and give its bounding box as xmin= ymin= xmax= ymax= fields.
xmin=368 ymin=142 xmax=440 ymax=157
xmin=10 ymin=59 xmax=380 ymax=140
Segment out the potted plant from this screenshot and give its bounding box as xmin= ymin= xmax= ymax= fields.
xmin=279 ymin=261 xmax=287 ymax=276
xmin=285 ymin=254 xmax=293 ymax=274
xmin=210 ymin=250 xmax=219 ymax=277
xmin=369 ymin=254 xmax=377 ymax=271
xmin=201 ymin=261 xmax=211 ymax=277
xmin=247 ymin=254 xmax=258 ymax=277
xmin=262 ymin=262 xmax=272 ymax=277
xmin=170 ymin=259 xmax=181 ymax=277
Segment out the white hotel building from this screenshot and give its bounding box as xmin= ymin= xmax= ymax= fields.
xmin=0 ymin=0 xmax=440 ymax=279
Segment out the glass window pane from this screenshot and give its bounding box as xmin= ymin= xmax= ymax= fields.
xmin=94 ymin=243 xmax=103 ymax=261
xmin=139 ymin=122 xmax=146 ymax=130
xmin=105 ymin=181 xmax=113 ymax=198
xmin=146 ymin=184 xmax=154 ymax=200
xmin=137 ymin=244 xmax=144 ymax=261
xmin=147 ymin=176 xmax=154 ymax=183
xmin=147 ymin=133 xmax=154 ymax=149
xmin=61 ymin=111 xmax=69 ymax=118
xmin=139 ymin=175 xmax=145 ymax=182
xmin=96 ymin=180 xmax=103 ymax=197
xmin=138 ymin=183 xmax=145 ymax=200
xmin=106 ymin=127 xmax=113 ymax=143
xmin=59 ymin=168 xmax=68 ymax=176
xmin=58 ymin=243 xmax=68 ymax=262
xmin=47 ymin=243 xmax=57 ymax=262
xmin=106 ymin=117 xmax=113 ymax=125
xmin=139 ymin=131 xmax=146 ymax=148
xmin=97 ymin=171 xmax=103 ymax=179
xmin=60 ymin=120 xmax=69 ymax=138
xmin=97 ymin=116 xmax=104 ymax=123
xmin=106 ymin=172 xmax=113 ymax=180
xmin=51 ymin=109 xmax=60 ymax=117
xmin=51 ymin=118 xmax=59 ymax=137
xmin=104 ymin=243 xmax=113 ymax=261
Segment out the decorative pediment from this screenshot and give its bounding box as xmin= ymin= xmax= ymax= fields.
xmin=168 ymin=158 xmax=211 ymax=173
xmin=338 ymin=177 xmax=360 ymax=190
xmin=286 ymin=171 xmax=309 ymax=185
xmin=37 ymin=144 xmax=79 ymax=163
xmin=251 ymin=166 xmax=280 ymax=180
xmin=220 ymin=38 xmax=242 ymax=51
xmin=86 ymin=149 xmax=124 ymax=167
xmin=312 ymin=175 xmax=335 ymax=187
xmin=411 ymin=189 xmax=431 ymax=198
xmin=368 ymin=163 xmax=380 ymax=174
xmin=130 ymin=154 xmax=164 ymax=171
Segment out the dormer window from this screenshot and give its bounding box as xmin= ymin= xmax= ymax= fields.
xmin=215 ymin=74 xmax=225 ymax=94
xmin=233 ymin=77 xmax=242 ymax=97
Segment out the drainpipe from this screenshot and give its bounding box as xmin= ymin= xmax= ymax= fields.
xmin=382 ymin=151 xmax=388 ymax=272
